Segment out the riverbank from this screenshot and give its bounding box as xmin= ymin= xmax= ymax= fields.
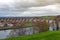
xmin=4 ymin=31 xmax=60 ymax=40
xmin=0 ymin=22 xmax=33 ymax=30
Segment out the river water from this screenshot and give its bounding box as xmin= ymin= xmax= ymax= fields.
xmin=0 ymin=27 xmax=39 ymax=39
xmin=0 ymin=30 xmax=11 ymax=39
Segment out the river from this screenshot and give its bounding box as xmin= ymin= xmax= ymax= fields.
xmin=0 ymin=27 xmax=39 ymax=39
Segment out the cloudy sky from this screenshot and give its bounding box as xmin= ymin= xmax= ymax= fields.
xmin=0 ymin=0 xmax=60 ymax=17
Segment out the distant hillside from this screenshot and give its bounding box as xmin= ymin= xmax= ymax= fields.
xmin=42 ymin=16 xmax=56 ymax=19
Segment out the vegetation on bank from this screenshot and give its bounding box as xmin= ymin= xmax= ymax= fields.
xmin=42 ymin=16 xmax=56 ymax=19
xmin=4 ymin=31 xmax=60 ymax=40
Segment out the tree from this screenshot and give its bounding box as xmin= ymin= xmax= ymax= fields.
xmin=33 ymin=19 xmax=49 ymax=32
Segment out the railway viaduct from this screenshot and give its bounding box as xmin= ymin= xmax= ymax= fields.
xmin=0 ymin=17 xmax=45 ymax=28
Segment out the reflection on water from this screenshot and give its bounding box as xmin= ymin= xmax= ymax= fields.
xmin=7 ymin=27 xmax=34 ymax=38
xmin=0 ymin=27 xmax=39 ymax=39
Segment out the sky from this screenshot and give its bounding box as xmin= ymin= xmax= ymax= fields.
xmin=0 ymin=0 xmax=60 ymax=17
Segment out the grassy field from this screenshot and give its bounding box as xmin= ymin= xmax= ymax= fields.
xmin=23 ymin=22 xmax=33 ymax=27
xmin=42 ymin=16 xmax=56 ymax=19
xmin=4 ymin=31 xmax=60 ymax=40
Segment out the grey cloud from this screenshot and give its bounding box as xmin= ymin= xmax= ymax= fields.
xmin=0 ymin=0 xmax=60 ymax=17
xmin=10 ymin=0 xmax=60 ymax=15
xmin=13 ymin=0 xmax=60 ymax=8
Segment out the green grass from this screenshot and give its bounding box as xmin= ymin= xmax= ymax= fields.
xmin=4 ymin=26 xmax=12 ymax=29
xmin=42 ymin=16 xmax=56 ymax=19
xmin=4 ymin=31 xmax=60 ymax=40
xmin=23 ymin=22 xmax=33 ymax=27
